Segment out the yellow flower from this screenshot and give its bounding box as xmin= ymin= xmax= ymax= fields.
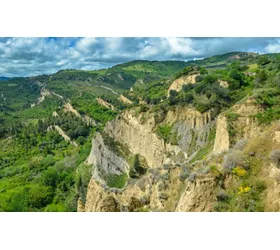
xmin=232 ymin=166 xmax=247 ymax=177
xmin=238 ymin=185 xmax=251 ymax=194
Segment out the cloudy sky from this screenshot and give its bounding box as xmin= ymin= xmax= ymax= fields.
xmin=1 ymin=37 xmax=280 ymax=77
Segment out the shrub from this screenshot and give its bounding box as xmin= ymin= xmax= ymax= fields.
xmin=41 ymin=167 xmax=59 ymax=188
xmin=270 ymin=150 xmax=280 ymax=167
xmin=140 ymin=105 xmax=148 ymax=113
xmin=188 ymin=173 xmax=196 ymax=182
xmin=238 ymin=185 xmax=251 ymax=194
xmin=254 ymin=70 xmax=268 ymax=87
xmin=216 ymin=190 xmax=229 ymax=202
xmin=156 ymin=124 xmax=172 ymax=143
xmin=129 ymin=154 xmax=147 ymax=178
xmin=27 ymin=185 xmax=54 ymax=208
xmin=233 ymin=139 xmax=248 ymax=151
xmin=179 ymin=170 xmax=189 ymax=182
xmin=223 ymin=150 xmax=245 ymax=170
xmin=232 ymin=166 xmax=247 ymax=177
xmin=161 ymin=173 xmax=170 ymax=181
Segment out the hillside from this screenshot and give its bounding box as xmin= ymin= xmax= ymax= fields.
xmin=2 ymin=51 xmax=280 ymax=211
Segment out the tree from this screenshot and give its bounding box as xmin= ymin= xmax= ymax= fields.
xmin=255 ymin=70 xmax=267 ymax=87
xmin=129 ymin=154 xmax=146 ymax=178
xmin=41 ymin=167 xmax=59 ymax=188
xmin=258 ymin=56 xmax=270 ymax=66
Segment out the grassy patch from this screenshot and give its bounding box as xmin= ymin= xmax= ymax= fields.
xmin=156 ymin=123 xmax=178 ymax=145
xmin=106 ymin=173 xmax=128 ymax=189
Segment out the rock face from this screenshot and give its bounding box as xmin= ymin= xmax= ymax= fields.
xmin=48 ymin=125 xmax=78 ymax=147
xmin=118 ymin=95 xmax=133 ymax=105
xmin=63 ymin=102 xmax=96 ymax=126
xmin=104 ymin=111 xmax=168 ymax=168
xmin=83 ymin=106 xmax=218 ymax=212
xmin=164 ymin=107 xmax=216 ymax=154
xmin=104 ymin=107 xmax=215 ymax=168
xmin=97 ymin=97 xmax=115 ymax=110
xmin=77 ymin=198 xmax=85 ymax=212
xmin=84 ymin=166 xmax=186 ymax=212
xmin=85 ymin=179 xmax=120 ymax=212
xmin=81 ymin=92 xmax=280 ymax=212
xmin=218 ymin=80 xmax=229 ymax=88
xmin=31 ymin=88 xmax=51 ymax=107
xmin=167 ymin=74 xmax=199 ymax=96
xmin=176 ymin=174 xmax=217 ymax=212
xmin=86 ymin=133 xmax=130 ymax=179
xmin=230 ymin=98 xmax=263 ymax=140
xmin=213 ymin=115 xmax=229 ymax=155
xmin=64 ymin=103 xmax=81 ymax=118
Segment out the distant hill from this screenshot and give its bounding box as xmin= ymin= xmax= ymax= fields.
xmin=0 ymin=76 xmax=9 ymax=81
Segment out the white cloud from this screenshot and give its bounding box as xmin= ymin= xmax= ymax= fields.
xmin=0 ymin=37 xmax=280 ymax=77
xmin=264 ymin=39 xmax=280 ymax=53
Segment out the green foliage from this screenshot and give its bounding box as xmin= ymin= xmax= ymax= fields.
xmin=225 ymin=112 xmax=240 ymax=122
xmin=129 ymin=154 xmax=147 ymax=178
xmin=106 ymin=173 xmax=128 ymax=189
xmin=254 ymin=70 xmax=268 ymax=87
xmin=102 ymin=132 xmax=131 ymax=158
xmin=254 ymin=88 xmax=280 ymax=124
xmin=257 ymin=55 xmax=270 ymax=66
xmin=156 ymin=124 xmax=178 ymax=145
xmin=215 ymin=156 xmax=266 ymax=212
xmin=75 ymin=163 xmax=92 ymax=204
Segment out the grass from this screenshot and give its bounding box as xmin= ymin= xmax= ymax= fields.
xmin=247 ymin=63 xmax=259 ymax=72
xmin=106 ymin=173 xmax=128 ymax=189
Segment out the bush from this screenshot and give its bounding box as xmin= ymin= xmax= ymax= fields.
xmin=216 ymin=190 xmax=229 ymax=202
xmin=233 ymin=139 xmax=248 ymax=151
xmin=41 ymin=167 xmax=59 ymax=188
xmin=223 ymin=150 xmax=245 ymax=170
xmin=156 ymin=124 xmax=177 ymax=145
xmin=254 ymin=70 xmax=268 ymax=87
xmin=129 ymin=154 xmax=147 ymax=178
xmin=270 ymin=150 xmax=280 ymax=167
xmin=179 ymin=170 xmax=189 ymax=182
xmin=27 ymin=185 xmax=54 ymax=208
xmin=188 ymin=173 xmax=196 ymax=182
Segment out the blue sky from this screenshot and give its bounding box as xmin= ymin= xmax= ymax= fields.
xmin=1 ymin=37 xmax=280 ymax=77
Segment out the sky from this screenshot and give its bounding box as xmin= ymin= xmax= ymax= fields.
xmin=1 ymin=37 xmax=280 ymax=77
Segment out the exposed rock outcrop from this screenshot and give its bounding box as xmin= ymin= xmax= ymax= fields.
xmin=63 ymin=102 xmax=96 ymax=126
xmin=97 ymin=97 xmax=115 ymax=111
xmin=118 ymin=94 xmax=133 ymax=105
xmin=213 ymin=115 xmax=229 ymax=155
xmin=64 ymin=103 xmax=81 ymax=118
xmin=48 ymin=125 xmax=78 ymax=147
xmin=85 ymin=179 xmax=120 ymax=212
xmin=176 ymin=174 xmax=217 ymax=212
xmin=84 ymin=166 xmax=185 ymax=212
xmin=83 ymin=106 xmax=218 ymax=212
xmin=86 ymin=133 xmax=130 ymax=178
xmin=167 ymin=74 xmax=199 ymax=96
xmin=218 ymin=80 xmax=229 ymax=88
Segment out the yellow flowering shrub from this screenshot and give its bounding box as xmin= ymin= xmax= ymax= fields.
xmin=232 ymin=166 xmax=247 ymax=177
xmin=238 ymin=186 xmax=251 ymax=194
xmin=210 ymin=165 xmax=221 ymax=178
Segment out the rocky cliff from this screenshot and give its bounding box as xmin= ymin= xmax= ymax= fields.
xmin=80 ymin=94 xmax=279 ymax=212
xmin=81 ymin=106 xmax=220 ymax=211
xmin=213 ymin=115 xmax=229 ymax=155
xmin=167 ymin=74 xmax=199 ymax=96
